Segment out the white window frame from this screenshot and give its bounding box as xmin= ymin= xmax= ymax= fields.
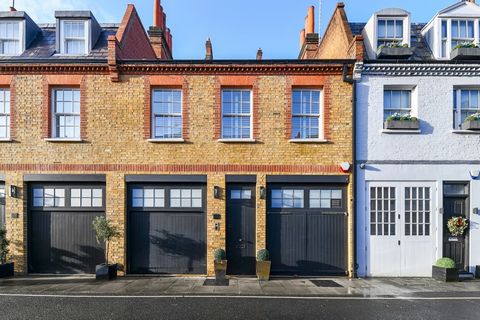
xmin=51 ymin=88 xmax=81 ymax=139
xmin=0 ymin=88 xmax=10 ymax=139
xmin=383 ymin=85 xmax=417 ymax=122
xmin=0 ymin=20 xmax=23 ymax=56
xmin=454 ymin=88 xmax=480 ymax=129
xmin=291 ymin=89 xmax=324 ymax=140
xmin=437 ymin=18 xmax=480 ymax=60
xmin=221 ymin=89 xmax=253 ymax=140
xmin=376 ymin=18 xmax=405 ymax=48
xmin=151 ymin=89 xmax=183 ymax=140
xmin=59 ymin=20 xmax=89 ymax=55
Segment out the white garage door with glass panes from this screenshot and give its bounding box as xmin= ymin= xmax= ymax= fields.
xmin=367 ymin=182 xmax=436 ymax=277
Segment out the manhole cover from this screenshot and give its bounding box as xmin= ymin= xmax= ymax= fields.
xmin=310 ymin=280 xmax=343 ymax=288
xmin=203 ymin=279 xmax=230 ymax=286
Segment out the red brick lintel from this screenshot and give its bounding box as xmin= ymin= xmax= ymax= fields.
xmin=0 ymin=163 xmax=344 ymax=174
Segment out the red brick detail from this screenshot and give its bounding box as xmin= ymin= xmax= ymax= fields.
xmin=115 ymin=4 xmax=157 ymax=60
xmin=144 ymin=77 xmax=152 ymax=139
xmin=0 ymin=163 xmax=345 ymax=174
xmin=80 ymin=76 xmax=88 ymax=140
xmin=290 ymin=75 xmax=326 ymax=86
xmin=213 ymin=78 xmax=222 ymax=140
xmin=323 ymin=81 xmax=332 ymax=141
xmin=9 ymin=77 xmax=16 ymax=140
xmin=252 ymin=78 xmax=260 ymax=140
xmin=285 ymin=76 xmax=293 ymax=139
xmin=215 ymin=76 xmax=258 ymax=140
xmin=148 ymin=75 xmax=184 ymax=86
xmin=42 ymin=78 xmax=51 ymax=139
xmin=42 ymin=75 xmax=83 ymax=139
xmin=0 ymin=75 xmax=13 ymax=85
xmin=182 ymin=78 xmax=190 ymax=140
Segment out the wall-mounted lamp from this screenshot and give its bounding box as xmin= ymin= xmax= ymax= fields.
xmin=470 ymin=169 xmax=480 ymax=180
xmin=259 ymin=186 xmax=266 ymax=199
xmin=9 ymin=185 xmax=19 ymax=198
xmin=213 ymin=186 xmax=221 ymax=199
xmin=359 ymin=163 xmax=366 ymax=170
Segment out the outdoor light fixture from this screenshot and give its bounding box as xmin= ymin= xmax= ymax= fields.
xmin=259 ymin=186 xmax=266 ymax=199
xmin=9 ymin=185 xmax=19 ymax=198
xmin=214 ymin=186 xmax=221 ymax=199
xmin=340 ymin=162 xmax=351 ymax=173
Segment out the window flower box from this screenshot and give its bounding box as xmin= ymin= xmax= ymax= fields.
xmin=461 ymin=117 xmax=480 ymax=131
xmin=451 ymin=47 xmax=480 ymax=60
xmin=384 ymin=113 xmax=419 ymax=130
xmin=377 ymin=46 xmax=414 ymax=59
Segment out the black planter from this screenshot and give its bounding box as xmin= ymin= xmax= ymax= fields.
xmin=0 ymin=262 xmax=14 ymax=278
xmin=432 ymin=265 xmax=458 ymax=282
xmin=95 ymin=264 xmax=118 ymax=281
xmin=476 ymin=266 xmax=480 ymax=279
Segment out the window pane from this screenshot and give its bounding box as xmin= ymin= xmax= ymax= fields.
xmin=378 ymin=20 xmax=386 ymax=38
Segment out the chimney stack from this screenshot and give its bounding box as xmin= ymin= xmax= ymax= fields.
xmin=205 ymin=38 xmax=213 ymax=61
xmin=467 ymin=0 xmax=476 ymax=3
xmin=149 ymin=0 xmax=173 ymax=59
xmin=256 ymin=48 xmax=263 ymax=60
xmin=306 ymin=6 xmax=315 ymax=34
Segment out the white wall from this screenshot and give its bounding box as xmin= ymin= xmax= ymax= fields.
xmin=357 ymin=75 xmax=480 ymax=162
xmin=356 ymin=74 xmax=480 ymax=277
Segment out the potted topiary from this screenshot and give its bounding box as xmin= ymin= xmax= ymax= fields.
xmin=0 ymin=228 xmax=14 ymax=278
xmin=384 ymin=113 xmax=419 ymax=130
xmin=451 ymin=42 xmax=480 ymax=60
xmin=256 ymin=249 xmax=271 ymax=281
xmin=213 ymin=248 xmax=227 ymax=283
xmin=461 ymin=113 xmax=480 ymax=131
xmin=377 ymin=42 xmax=414 ymax=59
xmin=432 ymin=258 xmax=458 ymax=282
xmin=92 ymin=217 xmax=120 ymax=281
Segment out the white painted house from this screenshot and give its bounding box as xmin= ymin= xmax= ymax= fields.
xmin=355 ymin=0 xmax=480 ymax=277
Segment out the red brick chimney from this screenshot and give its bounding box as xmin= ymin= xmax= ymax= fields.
xmin=205 ymin=38 xmax=213 ymax=61
xmin=305 ymin=6 xmax=315 ymax=35
xmin=299 ymin=6 xmax=319 ymax=59
xmin=256 ymin=48 xmax=263 ymax=60
xmin=148 ymin=0 xmax=173 ymax=59
xmin=300 ymin=28 xmax=306 ymax=49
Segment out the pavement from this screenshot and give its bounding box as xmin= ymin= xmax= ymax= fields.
xmin=0 ymin=275 xmax=480 ymax=298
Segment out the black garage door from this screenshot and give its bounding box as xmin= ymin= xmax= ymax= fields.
xmin=267 ymin=183 xmax=347 ymax=276
xmin=28 ymin=183 xmax=105 ymax=274
xmin=127 ymin=183 xmax=206 ymax=274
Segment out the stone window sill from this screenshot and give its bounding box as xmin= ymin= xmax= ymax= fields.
xmin=381 ymin=129 xmax=421 ymax=134
xmin=147 ymin=138 xmax=185 ymax=143
xmin=44 ymin=138 xmax=84 ymax=143
xmin=289 ymin=139 xmax=329 ymax=143
xmin=0 ymin=138 xmax=13 ymax=142
xmin=218 ymin=139 xmax=256 ymax=143
xmin=451 ymin=130 xmax=480 ymax=135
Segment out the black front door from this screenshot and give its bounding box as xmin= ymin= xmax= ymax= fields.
xmin=226 ymin=183 xmax=256 ymax=275
xmin=443 ymin=184 xmax=469 ymax=271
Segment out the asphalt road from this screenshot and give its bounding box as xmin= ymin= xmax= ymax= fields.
xmin=0 ymin=295 xmax=479 ymax=320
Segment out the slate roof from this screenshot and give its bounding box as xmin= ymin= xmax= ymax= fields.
xmin=349 ymin=22 xmax=434 ymax=61
xmin=0 ymin=24 xmax=118 ymax=61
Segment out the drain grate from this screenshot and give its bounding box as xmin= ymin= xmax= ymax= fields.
xmin=203 ymin=279 xmax=230 ymax=287
xmin=310 ymin=280 xmax=343 ymax=288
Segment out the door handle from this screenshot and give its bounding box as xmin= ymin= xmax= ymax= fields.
xmin=238 ymin=238 xmax=243 ymax=242
xmin=398 ymin=240 xmax=401 ymax=246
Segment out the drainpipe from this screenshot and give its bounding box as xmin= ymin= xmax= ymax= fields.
xmin=343 ymin=64 xmax=358 ymax=278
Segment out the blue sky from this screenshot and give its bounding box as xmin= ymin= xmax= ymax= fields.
xmin=11 ymin=0 xmax=461 ymax=59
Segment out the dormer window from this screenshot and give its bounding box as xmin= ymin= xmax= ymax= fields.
xmin=451 ymin=20 xmax=474 ymax=48
xmin=377 ymin=19 xmax=404 ymax=48
xmin=60 ymin=20 xmax=88 ymax=55
xmin=0 ymin=21 xmax=21 ymax=55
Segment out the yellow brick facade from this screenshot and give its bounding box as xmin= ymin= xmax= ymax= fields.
xmin=0 ymin=70 xmax=354 ymax=276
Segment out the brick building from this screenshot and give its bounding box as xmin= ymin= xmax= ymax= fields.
xmin=0 ymin=1 xmax=356 ymax=277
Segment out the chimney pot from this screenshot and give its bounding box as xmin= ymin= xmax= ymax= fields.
xmin=467 ymin=0 xmax=476 ymax=3
xmin=256 ymin=48 xmax=263 ymax=60
xmin=153 ymin=0 xmax=164 ymax=27
xmin=306 ymin=6 xmax=315 ymax=34
xmin=300 ymin=29 xmax=306 ymax=49
xmin=9 ymin=6 xmax=16 ymax=11
xmin=205 ymin=38 xmax=213 ymax=61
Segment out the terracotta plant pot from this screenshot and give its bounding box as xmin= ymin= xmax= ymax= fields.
xmin=256 ymin=261 xmax=271 ymax=281
xmin=214 ymin=260 xmax=228 ymax=281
